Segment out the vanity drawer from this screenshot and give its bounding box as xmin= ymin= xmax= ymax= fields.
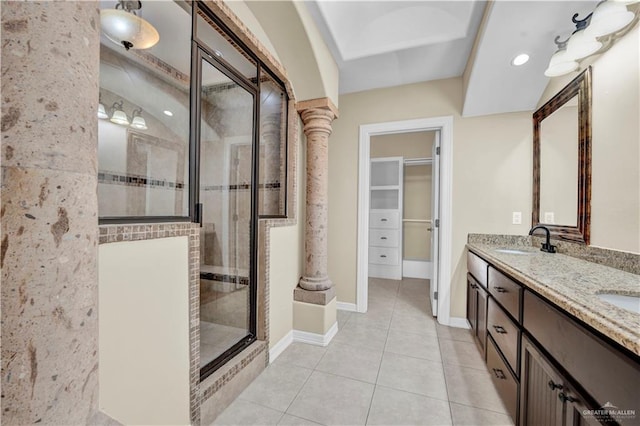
xmin=370 ymin=211 xmax=400 ymax=229
xmin=488 ymin=267 xmax=522 ymax=322
xmin=487 ymin=335 xmax=518 ymax=423
xmin=488 ymin=297 xmax=520 ymax=377
xmin=369 ymin=247 xmax=399 ymax=265
xmin=467 ymin=251 xmax=488 ymax=287
xmin=369 ymin=229 xmax=399 ymax=247
xmin=523 ymin=291 xmax=640 ymax=416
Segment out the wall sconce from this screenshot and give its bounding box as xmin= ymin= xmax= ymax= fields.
xmin=101 ymin=0 xmax=160 ymax=51
xmin=130 ymin=108 xmax=148 ymax=130
xmin=110 ymin=101 xmax=130 ymax=126
xmin=545 ymin=0 xmax=639 ymax=77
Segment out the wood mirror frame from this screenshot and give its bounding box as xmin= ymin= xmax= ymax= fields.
xmin=533 ymin=66 xmax=592 ymax=245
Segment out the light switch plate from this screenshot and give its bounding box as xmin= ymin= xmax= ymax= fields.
xmin=512 ymin=211 xmax=522 ymax=225
xmin=544 ymin=212 xmax=555 ymax=224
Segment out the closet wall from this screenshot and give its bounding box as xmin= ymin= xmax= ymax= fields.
xmin=370 ymin=131 xmax=435 ymax=265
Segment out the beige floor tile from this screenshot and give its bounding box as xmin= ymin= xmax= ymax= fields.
xmin=337 ymin=310 xmax=353 ymax=329
xmin=331 ymin=320 xmax=388 ymax=351
xmin=436 ymin=323 xmax=475 ymax=343
xmin=316 ymin=342 xmax=383 ymax=383
xmin=377 ymin=352 xmax=448 ymax=401
xmin=213 ymin=399 xmax=283 ymax=425
xmin=239 ymin=363 xmax=312 ymax=412
xmin=277 ymin=414 xmax=323 ymax=426
xmin=274 ymin=342 xmax=328 ymax=370
xmin=450 ymin=402 xmax=514 ymax=425
xmin=367 ymin=386 xmax=452 ymax=426
xmin=439 ymin=339 xmax=486 ymax=370
xmin=389 ymin=311 xmax=438 ymax=336
xmin=287 ymin=371 xmax=375 ymax=426
xmin=384 ymin=329 xmax=442 ymax=363
xmin=444 ymin=364 xmax=509 ymax=414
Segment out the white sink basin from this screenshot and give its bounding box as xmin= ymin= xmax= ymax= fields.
xmin=597 ymin=293 xmax=640 ymax=314
xmin=494 ymin=248 xmax=534 ymax=255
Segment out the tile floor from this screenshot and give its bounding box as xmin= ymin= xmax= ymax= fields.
xmin=213 ymin=277 xmax=513 ymax=426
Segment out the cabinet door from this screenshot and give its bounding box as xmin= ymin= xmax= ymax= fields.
xmin=467 ymin=274 xmax=478 ymax=334
xmin=521 ymin=336 xmax=564 ymax=426
xmin=476 ymin=284 xmax=488 ymax=357
xmin=562 ymin=386 xmax=602 ymax=426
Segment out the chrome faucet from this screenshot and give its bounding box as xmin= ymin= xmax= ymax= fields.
xmin=529 ymin=225 xmax=557 ymax=253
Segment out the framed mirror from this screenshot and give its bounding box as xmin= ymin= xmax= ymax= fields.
xmin=533 ymin=66 xmax=592 ymax=244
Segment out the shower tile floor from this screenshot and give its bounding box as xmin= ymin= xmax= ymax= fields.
xmin=212 ymin=277 xmax=513 ymax=425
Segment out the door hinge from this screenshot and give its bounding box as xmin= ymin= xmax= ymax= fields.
xmin=436 ymin=146 xmax=441 ymax=155
xmin=434 ymin=291 xmax=438 ymax=300
xmin=435 ymin=219 xmax=440 ymax=228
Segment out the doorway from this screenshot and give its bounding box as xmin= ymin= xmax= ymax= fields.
xmin=357 ymin=117 xmax=453 ymax=325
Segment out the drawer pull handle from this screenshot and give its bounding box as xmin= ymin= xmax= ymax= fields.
xmin=558 ymin=393 xmax=577 ymax=403
xmin=548 ymin=381 xmax=563 ymax=391
xmin=494 ymin=286 xmax=508 ymax=293
xmin=381 ymin=218 xmax=388 ymax=222
xmin=492 ymin=368 xmax=507 ymax=380
xmin=492 ymin=325 xmax=507 ymax=334
xmin=470 ymin=283 xmax=477 ymax=289
xmin=381 ymin=237 xmax=387 ymax=240
xmin=380 ymin=255 xmax=387 ymax=258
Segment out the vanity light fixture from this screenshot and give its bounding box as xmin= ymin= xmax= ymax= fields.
xmin=101 ymin=0 xmax=160 ymax=51
xmin=98 ymin=93 xmax=109 ymax=119
xmin=130 ymin=108 xmax=148 ymax=130
xmin=545 ymin=0 xmax=639 ymax=77
xmin=109 ymin=100 xmax=130 ymax=126
xmin=512 ymin=53 xmax=530 ymax=66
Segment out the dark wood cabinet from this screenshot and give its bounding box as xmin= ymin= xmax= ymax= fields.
xmin=521 ymin=336 xmax=602 ymax=426
xmin=467 ymin=273 xmax=487 ymax=358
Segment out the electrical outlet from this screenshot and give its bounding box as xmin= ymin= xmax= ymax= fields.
xmin=544 ymin=212 xmax=555 ymax=224
xmin=512 ymin=211 xmax=522 ymax=225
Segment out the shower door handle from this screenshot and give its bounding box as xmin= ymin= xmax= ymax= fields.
xmin=196 ymin=203 xmax=203 ymax=227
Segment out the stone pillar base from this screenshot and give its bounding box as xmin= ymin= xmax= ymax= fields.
xmin=293 ymin=297 xmax=337 ymax=338
xmin=294 ymin=285 xmax=335 ymax=305
xmin=299 ymin=275 xmax=333 ymax=291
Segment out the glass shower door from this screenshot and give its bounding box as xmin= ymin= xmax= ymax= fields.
xmin=198 ymin=54 xmax=256 ymax=375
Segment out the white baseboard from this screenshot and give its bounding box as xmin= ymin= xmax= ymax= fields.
xmin=447 ymin=317 xmax=471 ymax=329
xmin=268 ymin=331 xmax=293 ymax=363
xmin=402 ymin=259 xmax=431 ymax=279
xmin=292 ymin=322 xmax=338 ymax=347
xmin=336 ymin=302 xmax=357 ymax=312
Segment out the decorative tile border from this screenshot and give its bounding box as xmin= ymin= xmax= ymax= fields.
xmin=200 ymin=271 xmax=249 ymax=285
xmin=98 ymin=171 xmax=185 ymax=190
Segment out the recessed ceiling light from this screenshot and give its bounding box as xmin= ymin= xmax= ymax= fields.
xmin=163 ymin=110 xmax=173 ymax=117
xmin=213 ymin=50 xmax=223 ymax=58
xmin=512 ymin=53 xmax=530 ymax=66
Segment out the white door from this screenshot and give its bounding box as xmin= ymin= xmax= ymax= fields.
xmin=430 ymin=131 xmax=440 ymax=317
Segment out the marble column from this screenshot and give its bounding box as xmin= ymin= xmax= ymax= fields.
xmin=296 ymin=99 xmax=338 ymax=303
xmin=1 ymin=2 xmax=100 ymax=424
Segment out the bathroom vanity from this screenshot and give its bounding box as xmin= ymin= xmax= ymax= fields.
xmin=466 ymin=239 xmax=640 ymax=426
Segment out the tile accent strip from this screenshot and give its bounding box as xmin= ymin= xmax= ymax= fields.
xmin=98 ymin=171 xmax=185 ymax=189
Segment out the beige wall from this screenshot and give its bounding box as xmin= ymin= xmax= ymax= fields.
xmin=328 ymin=77 xmax=532 ymax=318
xmin=99 ymin=237 xmax=191 ymax=425
xmin=538 ymin=26 xmax=639 ymax=253
xmin=371 ymin=132 xmax=435 ymax=260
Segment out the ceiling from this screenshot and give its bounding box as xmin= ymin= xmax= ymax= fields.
xmin=306 ymin=0 xmax=599 ymax=116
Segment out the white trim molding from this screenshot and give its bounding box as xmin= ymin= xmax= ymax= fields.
xmin=268 ymin=331 xmax=293 ymax=363
xmin=448 ymin=317 xmax=472 ymax=329
xmin=402 ymin=260 xmax=431 ymax=279
xmin=336 ymin=301 xmax=358 ymax=312
xmin=292 ymin=322 xmax=339 ymax=347
xmin=357 ymin=116 xmax=454 ymax=326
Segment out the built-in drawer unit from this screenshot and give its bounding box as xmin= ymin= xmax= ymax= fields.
xmin=369 ymin=211 xmax=400 ymax=229
xmin=487 ymin=297 xmax=520 ymax=377
xmin=488 ymin=267 xmax=522 ymax=322
xmin=467 ymin=251 xmax=488 ymax=287
xmin=368 ymin=246 xmax=399 ymax=266
xmin=523 ymin=290 xmax=640 ymax=417
xmin=487 ymin=335 xmax=518 ymax=423
xmin=369 ymin=229 xmax=399 ymax=248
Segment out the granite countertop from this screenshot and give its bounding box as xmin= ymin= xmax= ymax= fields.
xmin=466 ymin=241 xmax=640 ymax=357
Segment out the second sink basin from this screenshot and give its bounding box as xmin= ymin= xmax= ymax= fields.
xmin=597 ymin=293 xmax=640 ymax=314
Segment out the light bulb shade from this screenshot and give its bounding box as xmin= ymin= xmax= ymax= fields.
xmin=97 ymin=103 xmax=109 ymax=119
xmin=566 ymin=29 xmax=603 ymax=60
xmin=130 ymin=115 xmax=148 ymax=130
xmin=110 ymin=109 xmax=130 ymax=125
xmin=544 ymin=50 xmax=579 ymax=77
xmin=586 ymin=1 xmax=635 ymax=38
xmin=101 ymin=9 xmax=159 ymax=50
